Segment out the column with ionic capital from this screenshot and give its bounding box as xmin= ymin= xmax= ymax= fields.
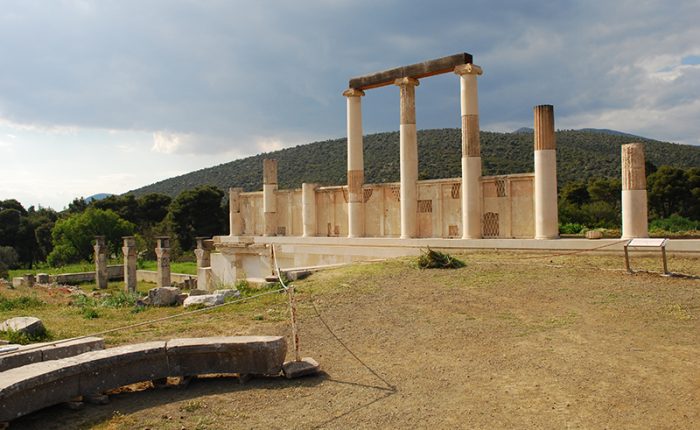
xmin=343 ymin=88 xmax=366 ymax=238
xmin=263 ymin=159 xmax=278 ymax=236
xmin=621 ymin=143 xmax=649 ymax=239
xmin=395 ymin=77 xmax=420 ymax=238
xmin=454 ymin=64 xmax=483 ymax=239
xmin=533 ymin=105 xmax=559 ymax=239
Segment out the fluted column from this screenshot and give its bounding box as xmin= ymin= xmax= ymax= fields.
xmin=533 ymin=105 xmax=559 ymax=239
xmin=93 ymin=236 xmax=108 ymax=289
xmin=395 ymin=77 xmax=420 ymax=239
xmin=343 ymin=88 xmax=366 ymax=238
xmin=263 ymin=159 xmax=278 ymax=236
xmin=229 ymin=187 xmax=243 ymax=236
xmin=454 ymin=64 xmax=483 ymax=239
xmin=122 ymin=236 xmax=137 ymax=292
xmin=302 ymin=182 xmax=318 ymax=237
xmin=621 ymin=143 xmax=649 ymax=239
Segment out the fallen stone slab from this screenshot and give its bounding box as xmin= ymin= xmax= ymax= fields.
xmin=282 ymin=357 xmax=320 ymax=379
xmin=0 ymin=317 xmax=46 ymax=337
xmin=183 ymin=294 xmax=223 ymax=308
xmin=0 ymin=336 xmax=105 ymax=372
xmin=214 ymin=289 xmax=240 ymax=300
xmin=147 ymin=287 xmax=182 ymax=306
xmin=0 ymin=336 xmax=286 ymax=423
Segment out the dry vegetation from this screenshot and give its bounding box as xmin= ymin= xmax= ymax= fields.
xmin=3 ymin=251 xmax=699 ymax=429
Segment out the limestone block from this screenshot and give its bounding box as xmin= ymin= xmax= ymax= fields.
xmin=183 ymin=294 xmax=223 ymax=308
xmin=283 ymin=357 xmax=320 ymax=379
xmin=147 ymin=287 xmax=182 ymax=306
xmin=11 ymin=278 xmax=23 ymax=288
xmin=166 ymin=336 xmax=287 ymax=377
xmin=188 ymin=289 xmax=209 ymax=296
xmin=585 ymin=230 xmax=603 ymax=239
xmin=0 ymin=337 xmax=105 ymax=373
xmin=214 ymin=289 xmax=240 ymax=300
xmin=0 ymin=317 xmax=46 ymax=337
xmin=35 ymin=273 xmax=50 ymax=284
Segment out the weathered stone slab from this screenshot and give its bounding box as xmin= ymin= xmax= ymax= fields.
xmin=166 ymin=336 xmax=286 ymax=377
xmin=0 ymin=317 xmax=45 ymax=337
xmin=282 ymin=357 xmax=320 ymax=379
xmin=183 ymin=294 xmax=223 ymax=308
xmin=147 ymin=286 xmax=181 ymax=306
xmin=214 ymin=289 xmax=240 ymax=300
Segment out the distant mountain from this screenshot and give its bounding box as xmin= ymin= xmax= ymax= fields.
xmin=513 ymin=127 xmax=533 ymax=133
xmin=85 ymin=193 xmax=113 ymax=203
xmin=127 ymin=129 xmax=700 ymax=198
xmin=578 ymin=128 xmax=643 ymax=139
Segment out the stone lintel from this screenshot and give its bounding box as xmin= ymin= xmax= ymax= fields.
xmin=394 ymin=76 xmax=420 ymax=87
xmin=349 ymin=52 xmax=473 ymax=90
xmin=454 ymin=63 xmax=483 ymax=76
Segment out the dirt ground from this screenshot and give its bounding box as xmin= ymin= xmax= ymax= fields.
xmin=9 ymin=251 xmax=700 ymax=429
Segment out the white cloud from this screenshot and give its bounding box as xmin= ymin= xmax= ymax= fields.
xmin=152 ymin=131 xmax=187 ymax=154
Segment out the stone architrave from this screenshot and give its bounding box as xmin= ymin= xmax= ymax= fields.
xmin=533 ymin=105 xmax=559 ymax=239
xmin=343 ymin=88 xmax=366 ymax=238
xmin=395 ymin=77 xmax=420 ymax=239
xmin=229 ymin=187 xmax=243 ymax=236
xmin=301 ymin=183 xmax=318 ymax=237
xmin=122 ymin=236 xmax=137 ymax=292
xmin=263 ymin=159 xmax=278 ymax=236
xmin=621 ymin=143 xmax=649 ymax=239
xmin=454 ymin=64 xmax=483 ymax=239
xmin=154 ymin=237 xmax=171 ymax=288
xmin=93 ymin=236 xmax=108 ymax=289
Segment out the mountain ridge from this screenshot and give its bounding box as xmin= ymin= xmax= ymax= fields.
xmin=127 ymin=128 xmax=700 ymax=198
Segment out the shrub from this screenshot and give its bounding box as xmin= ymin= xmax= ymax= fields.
xmin=649 ymin=215 xmax=700 ymax=233
xmin=560 ymin=223 xmax=585 ymax=234
xmin=0 ymin=294 xmax=45 ymax=311
xmin=417 ymin=248 xmax=466 ymax=269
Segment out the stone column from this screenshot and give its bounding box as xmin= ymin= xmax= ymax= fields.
xmin=395 ymin=77 xmax=420 ymax=239
xmin=454 ymin=64 xmax=483 ymax=239
xmin=229 ymin=187 xmax=243 ymax=236
xmin=194 ymin=237 xmax=213 ymax=290
xmin=154 ymin=236 xmax=171 ymax=288
xmin=302 ymin=182 xmax=318 ymax=237
xmin=533 ymin=105 xmax=559 ymax=239
xmin=621 ymin=143 xmax=649 ymax=239
xmin=343 ymin=88 xmax=366 ymax=238
xmin=122 ymin=236 xmax=137 ymax=292
xmin=263 ymin=159 xmax=278 ymax=236
xmin=93 ymin=236 xmax=108 ymax=289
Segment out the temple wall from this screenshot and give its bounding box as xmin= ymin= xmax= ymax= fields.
xmin=234 ymin=174 xmax=534 ymax=239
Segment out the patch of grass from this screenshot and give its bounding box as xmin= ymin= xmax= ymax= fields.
xmin=179 ymin=400 xmax=206 ymax=413
xmin=82 ymin=307 xmax=100 ymax=319
xmin=1 ymin=328 xmax=52 ymax=345
xmin=417 ymin=248 xmax=466 ymax=269
xmin=137 ymin=260 xmax=197 ymax=275
xmin=0 ymin=294 xmax=45 ymax=311
xmin=662 ymin=304 xmax=693 ymax=321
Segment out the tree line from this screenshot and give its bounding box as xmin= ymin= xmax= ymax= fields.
xmin=0 ymin=163 xmax=698 ymax=278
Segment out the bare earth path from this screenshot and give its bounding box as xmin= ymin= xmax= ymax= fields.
xmin=10 ymin=252 xmax=700 ymax=429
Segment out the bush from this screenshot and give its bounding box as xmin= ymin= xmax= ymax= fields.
xmin=560 ymin=223 xmax=585 ymax=234
xmin=0 ymin=294 xmax=45 ymax=311
xmin=1 ymin=328 xmax=51 ymax=345
xmin=417 ymin=248 xmax=466 ymax=269
xmin=649 ymin=215 xmax=700 ymax=233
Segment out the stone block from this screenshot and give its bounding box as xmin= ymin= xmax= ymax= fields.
xmin=585 ymin=230 xmax=603 ymax=239
xmin=11 ymin=277 xmax=23 ymax=288
xmin=166 ymin=336 xmax=287 ymax=377
xmin=0 ymin=317 xmax=46 ymax=337
xmin=282 ymin=357 xmax=321 ymax=379
xmin=35 ymin=273 xmax=50 ymax=284
xmin=214 ymin=289 xmax=240 ymax=300
xmin=147 ymin=287 xmax=182 ymax=306
xmin=188 ymin=289 xmax=208 ymax=296
xmin=0 ymin=337 xmax=104 ymax=372
xmin=183 ymin=294 xmax=223 ymax=309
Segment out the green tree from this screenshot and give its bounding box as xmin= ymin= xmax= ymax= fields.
xmin=0 ymin=246 xmax=19 ymax=279
xmin=560 ymin=180 xmax=590 ymax=206
xmin=169 ymin=185 xmax=226 ymax=252
xmin=47 ymin=208 xmax=135 ymax=266
xmin=647 ymin=166 xmax=690 ymax=218
xmin=137 ymin=193 xmax=172 ymax=225
xmin=93 ymin=195 xmax=139 ymax=224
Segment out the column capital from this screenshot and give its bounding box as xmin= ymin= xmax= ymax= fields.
xmin=394 ymin=77 xmax=420 ymax=87
xmin=454 ymin=64 xmax=483 ymax=76
xmin=342 ymin=88 xmax=365 ymax=97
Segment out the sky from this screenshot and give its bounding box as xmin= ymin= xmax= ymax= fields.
xmin=1 ymin=0 xmax=699 ymax=210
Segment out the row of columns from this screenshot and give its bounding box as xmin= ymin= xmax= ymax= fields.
xmin=93 ymin=236 xmax=171 ymax=291
xmin=342 ymin=65 xmax=561 ymax=240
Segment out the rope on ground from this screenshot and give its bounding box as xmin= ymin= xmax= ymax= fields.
xmin=508 ymin=239 xmax=630 ymax=260
xmin=270 ymin=244 xmax=395 ymax=392
xmin=2 ymin=286 xmax=286 ymax=356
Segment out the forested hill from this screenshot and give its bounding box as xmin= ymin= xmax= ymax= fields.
xmin=128 ymin=129 xmax=700 ymax=197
